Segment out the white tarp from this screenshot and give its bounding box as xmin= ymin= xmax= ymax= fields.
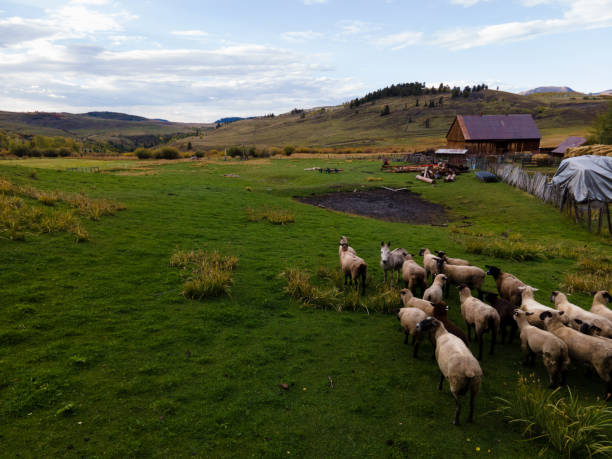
xmin=550 ymin=155 xmax=612 ymax=203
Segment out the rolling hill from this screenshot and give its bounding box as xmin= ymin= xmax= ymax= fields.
xmin=181 ymin=89 xmax=610 ymax=151
xmin=519 ymin=86 xmax=577 ymax=95
xmin=0 ymin=110 xmax=212 ymax=151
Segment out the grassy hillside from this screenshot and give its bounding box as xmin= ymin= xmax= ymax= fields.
xmin=182 ymin=90 xmax=610 ymax=150
xmin=0 ymin=111 xmax=212 ymax=151
xmin=1 ymin=157 xmax=610 ymax=456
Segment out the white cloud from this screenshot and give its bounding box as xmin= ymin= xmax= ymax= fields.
xmin=172 ymin=30 xmax=208 ymax=37
xmin=374 ymin=31 xmax=422 ymax=50
xmin=435 ymin=0 xmax=612 ymax=49
xmin=303 ymin=0 xmax=328 ymax=4
xmin=282 ymin=30 xmax=323 ymax=42
xmin=337 ymin=19 xmax=379 ymax=35
xmin=450 ymin=0 xmax=489 ymax=6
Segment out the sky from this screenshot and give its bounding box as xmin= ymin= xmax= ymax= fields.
xmin=0 ymin=0 xmax=611 ymax=122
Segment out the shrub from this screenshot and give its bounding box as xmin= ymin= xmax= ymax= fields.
xmin=134 ymin=147 xmax=152 ymax=159
xmin=10 ymin=144 xmax=29 ymax=157
xmin=227 ymin=146 xmax=243 ymax=157
xmin=43 ymin=149 xmax=58 ymax=158
xmin=58 ymin=147 xmax=71 ymax=157
xmin=283 ymin=145 xmax=295 ymax=156
xmin=155 ymin=146 xmax=180 ymax=160
xmin=494 ymin=374 xmax=612 ymax=457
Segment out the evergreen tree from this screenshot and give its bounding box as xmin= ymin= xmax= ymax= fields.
xmin=381 ymin=104 xmax=391 ymax=116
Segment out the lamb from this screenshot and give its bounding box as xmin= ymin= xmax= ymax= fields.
xmin=380 ymin=241 xmax=408 ymax=286
xmin=432 ymin=301 xmax=470 ymax=346
xmin=436 ymin=251 xmax=470 ymax=266
xmin=484 ymin=292 xmax=518 ymax=344
xmin=513 ymin=309 xmax=569 ymax=388
xmin=541 ymin=310 xmax=612 ymax=398
xmin=458 ymin=285 xmax=500 ymax=360
xmin=485 ymin=265 xmax=527 ymax=307
xmin=436 ymin=258 xmax=485 ymax=299
xmin=519 ymin=286 xmax=557 ymax=329
xmin=339 ymin=236 xmax=356 ymax=257
xmin=397 ymin=307 xmax=428 ymax=358
xmin=339 ymin=238 xmax=367 ymax=295
xmin=418 ymin=248 xmax=440 ymax=280
xmin=550 ymin=291 xmax=612 ymax=338
xmin=423 ymin=274 xmax=447 ymax=305
xmin=416 ymin=317 xmax=482 ymax=425
xmin=401 ymin=253 xmax=428 ymax=297
xmin=591 ymin=290 xmax=612 ymax=322
xmin=400 ymin=288 xmax=434 ymax=316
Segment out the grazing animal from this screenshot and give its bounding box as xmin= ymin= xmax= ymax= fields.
xmin=485 ymin=292 xmax=518 ymax=344
xmin=437 ymin=258 xmax=485 ymax=299
xmin=519 ymin=286 xmax=556 ymax=328
xmin=397 ymin=307 xmax=428 ymax=358
xmin=339 ymin=238 xmax=367 ymax=295
xmin=541 ymin=310 xmax=612 ymax=399
xmin=485 ymin=265 xmax=527 ymax=307
xmin=416 ymin=317 xmax=482 ymax=425
xmin=423 ymin=274 xmax=447 ymax=304
xmin=436 ymin=251 xmax=470 ymax=266
xmin=418 ymin=248 xmax=440 ymax=281
xmin=513 ymin=309 xmax=569 ymax=388
xmin=339 ymin=236 xmax=356 ymax=257
xmin=591 ymin=291 xmax=612 ymax=322
xmin=380 ymin=242 xmax=408 ymax=285
xmin=550 ymin=291 xmax=612 ymax=338
xmin=573 ymin=319 xmax=604 ymax=337
xmin=400 ymin=288 xmax=434 ymax=316
xmin=458 ymin=285 xmax=500 ymax=360
xmin=401 ymin=254 xmax=428 ymax=296
xmin=432 ymin=302 xmax=469 ymax=346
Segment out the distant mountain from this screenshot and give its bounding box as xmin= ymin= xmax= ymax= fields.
xmin=84 ymin=111 xmax=149 ymax=122
xmin=594 ymin=89 xmax=612 ymax=96
xmin=520 ymin=86 xmax=576 ymax=96
xmin=215 ymin=117 xmax=246 ymax=124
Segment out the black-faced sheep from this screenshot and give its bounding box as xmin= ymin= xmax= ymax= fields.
xmin=416 ymin=317 xmax=482 ymax=425
xmin=485 ymin=265 xmax=527 ymax=307
xmin=519 ymin=286 xmax=557 ymax=329
xmin=551 ymin=291 xmax=612 ymax=338
xmin=458 ymin=285 xmax=500 ymax=360
xmin=591 ymin=290 xmax=612 ymax=323
xmin=484 ymin=291 xmax=518 ymax=344
xmin=513 ymin=309 xmax=569 ymax=388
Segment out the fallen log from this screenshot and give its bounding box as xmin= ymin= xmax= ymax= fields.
xmin=416 ymin=175 xmax=435 ymax=184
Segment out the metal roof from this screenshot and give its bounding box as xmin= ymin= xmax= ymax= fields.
xmin=552 ymin=136 xmax=587 ymax=154
xmin=453 ymin=114 xmax=541 ymax=141
xmin=435 ymin=149 xmax=467 ymax=155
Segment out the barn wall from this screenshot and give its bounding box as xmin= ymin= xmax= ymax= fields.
xmin=446 ymin=120 xmax=464 ymax=142
xmin=447 ymin=139 xmax=541 ymax=155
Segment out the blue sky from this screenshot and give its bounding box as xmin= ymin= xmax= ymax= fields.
xmin=0 ymin=0 xmax=611 ymax=122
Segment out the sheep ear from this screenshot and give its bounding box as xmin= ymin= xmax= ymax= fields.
xmin=574 ymin=318 xmax=583 ymax=324
xmin=518 ymin=286 xmax=526 ymax=291
xmin=539 ymin=311 xmax=552 ymax=320
xmin=532 ymin=287 xmax=539 ymax=292
xmin=381 ymin=241 xmax=385 ymax=247
xmin=558 ymin=311 xmax=564 ymax=316
xmin=387 ymin=241 xmax=391 ymax=247
xmin=591 ymin=291 xmax=597 ymax=296
xmin=525 ymin=312 xmax=534 ymax=316
xmin=595 ymin=326 xmax=602 ymax=332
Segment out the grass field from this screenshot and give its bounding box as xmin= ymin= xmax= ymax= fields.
xmin=1 ymin=157 xmax=611 ymax=457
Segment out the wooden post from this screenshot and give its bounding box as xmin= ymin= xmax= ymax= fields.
xmin=598 ymin=207 xmax=603 ymax=234
xmin=607 ymin=203 xmax=612 ymax=237
xmin=587 ymin=200 xmax=592 ymax=232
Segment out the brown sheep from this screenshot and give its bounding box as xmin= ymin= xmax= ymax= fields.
xmin=485 ymin=265 xmax=527 ymax=307
xmin=401 ymin=254 xmax=428 ymax=297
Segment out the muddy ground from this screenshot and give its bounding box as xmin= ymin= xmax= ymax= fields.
xmin=297 ymin=188 xmax=449 ymax=225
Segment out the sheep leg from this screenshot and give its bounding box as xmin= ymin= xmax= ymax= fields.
xmin=467 ymin=386 xmax=476 ymax=423
xmin=453 ymin=395 xmax=461 ymax=426
xmin=477 ymin=333 xmax=483 ymax=361
xmin=438 ymin=372 xmax=444 ymax=391
xmin=413 ymin=339 xmax=420 ymax=358
xmin=465 ymin=322 xmax=472 ymax=342
xmin=404 ymin=332 xmax=409 ymax=345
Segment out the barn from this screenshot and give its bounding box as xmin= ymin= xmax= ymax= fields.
xmin=446 ymin=114 xmax=541 ymax=155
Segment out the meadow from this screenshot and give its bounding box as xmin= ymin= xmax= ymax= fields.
xmin=1 ymin=157 xmax=611 ymax=457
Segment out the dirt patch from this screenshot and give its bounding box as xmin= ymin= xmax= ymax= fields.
xmin=297 ymin=188 xmax=448 ymax=225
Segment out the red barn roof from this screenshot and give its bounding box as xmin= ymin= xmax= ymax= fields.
xmin=449 ymin=114 xmax=541 ymax=141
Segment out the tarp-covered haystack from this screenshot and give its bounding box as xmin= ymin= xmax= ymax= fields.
xmin=550 ymin=155 xmax=612 ymax=234
xmin=564 ymin=144 xmax=612 ymax=158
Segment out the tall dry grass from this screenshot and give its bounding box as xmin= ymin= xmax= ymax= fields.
xmin=246 ymin=206 xmax=295 ymax=225
xmin=170 ymin=249 xmax=238 ymax=299
xmin=562 ymin=256 xmax=612 ymax=293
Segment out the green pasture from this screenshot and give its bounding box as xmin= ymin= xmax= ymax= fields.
xmin=1 ymin=157 xmax=610 ymax=457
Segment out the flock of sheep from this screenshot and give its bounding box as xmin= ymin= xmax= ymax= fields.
xmin=338 ymin=236 xmax=612 ymax=425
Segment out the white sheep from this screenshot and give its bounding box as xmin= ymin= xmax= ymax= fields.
xmin=401 ymin=254 xmax=428 ymax=297
xmin=397 ymin=307 xmax=428 ymax=358
xmin=436 ymin=251 xmax=470 ymax=266
xmin=400 ymin=288 xmax=434 ymax=316
xmin=458 ymin=285 xmax=501 ymax=360
xmin=416 ymin=317 xmax=482 ymax=425
xmin=339 ymin=236 xmax=356 ymax=257
xmin=437 ymin=258 xmax=485 ymax=299
xmin=423 ymin=274 xmax=447 ymax=305
xmin=591 ymin=291 xmax=612 ymax=322
xmin=513 ymin=309 xmax=570 ymax=388
xmin=418 ymin=248 xmax=440 ymax=280
xmin=551 ymin=291 xmax=612 ymax=338
xmin=519 ymin=286 xmax=557 ymax=329
xmin=339 ymin=238 xmax=367 ymax=294
xmin=541 ymin=310 xmax=612 ymax=399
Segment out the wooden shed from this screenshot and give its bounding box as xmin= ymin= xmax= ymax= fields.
xmin=446 ymin=114 xmax=541 ymax=155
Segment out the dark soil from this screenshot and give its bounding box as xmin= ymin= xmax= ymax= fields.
xmin=297 ymin=188 xmax=448 ymax=225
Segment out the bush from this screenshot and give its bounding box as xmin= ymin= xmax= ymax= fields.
xmin=494 ymin=374 xmax=612 ymax=457
xmin=194 ymin=150 xmax=204 ymax=158
xmin=227 ymin=146 xmax=243 ymax=157
xmin=283 ymin=145 xmax=295 ymax=156
xmin=58 ymin=147 xmax=71 ymax=157
xmin=10 ymin=144 xmax=29 ymax=157
xmin=134 ymin=147 xmax=152 ymax=159
xmin=155 ymin=146 xmax=180 ymax=160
